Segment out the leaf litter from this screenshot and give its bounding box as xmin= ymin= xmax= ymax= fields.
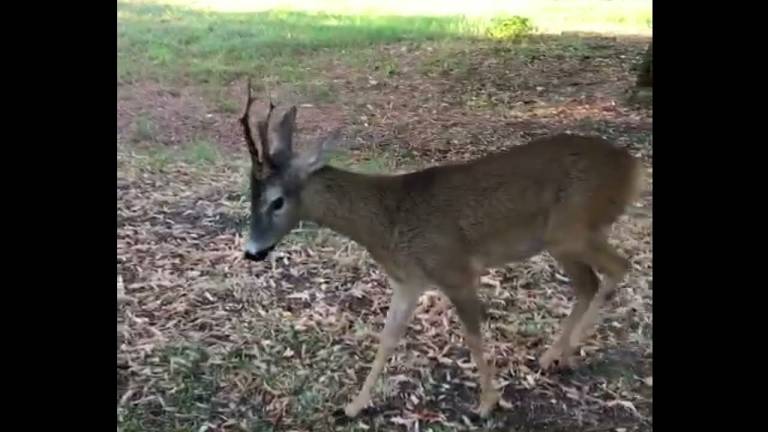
xmin=118 ymin=36 xmax=652 ymax=432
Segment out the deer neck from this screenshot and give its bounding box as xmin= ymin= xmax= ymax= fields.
xmin=299 ymin=166 xmax=393 ymax=251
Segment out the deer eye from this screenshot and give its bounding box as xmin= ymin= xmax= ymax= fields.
xmin=271 ymin=197 xmax=285 ymax=211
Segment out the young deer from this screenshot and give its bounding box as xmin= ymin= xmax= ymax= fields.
xmin=238 ymin=85 xmax=644 ymax=418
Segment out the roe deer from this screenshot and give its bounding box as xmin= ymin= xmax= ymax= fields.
xmin=237 ymin=84 xmax=645 ymax=418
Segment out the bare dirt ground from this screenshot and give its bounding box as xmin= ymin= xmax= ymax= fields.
xmin=118 ymin=35 xmax=652 ymax=432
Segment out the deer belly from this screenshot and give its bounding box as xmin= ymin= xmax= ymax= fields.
xmin=474 ymin=235 xmax=545 ymax=268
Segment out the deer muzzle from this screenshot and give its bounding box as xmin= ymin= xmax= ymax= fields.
xmin=244 ymin=240 xmax=275 ymax=262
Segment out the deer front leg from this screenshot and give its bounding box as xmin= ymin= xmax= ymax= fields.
xmin=344 ymin=280 xmax=421 ymax=417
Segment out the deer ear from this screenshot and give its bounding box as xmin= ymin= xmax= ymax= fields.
xmin=292 ymin=128 xmax=342 ymax=179
xmin=268 ymin=105 xmax=297 ymax=167
xmin=279 ymin=105 xmax=297 ymax=130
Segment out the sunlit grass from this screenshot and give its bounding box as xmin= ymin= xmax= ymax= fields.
xmin=118 ymin=0 xmax=651 ymax=85
xmin=134 ymin=0 xmax=651 ymax=32
xmin=118 ymin=2 xmax=486 ymax=84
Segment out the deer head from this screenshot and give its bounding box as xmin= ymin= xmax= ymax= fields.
xmin=239 ymin=80 xmax=339 ymax=261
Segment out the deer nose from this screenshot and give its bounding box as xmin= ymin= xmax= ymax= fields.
xmin=244 ymin=241 xmax=274 ymax=262
xmin=244 ymin=249 xmax=269 ymax=261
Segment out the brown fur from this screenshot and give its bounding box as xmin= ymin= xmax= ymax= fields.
xmin=301 ymin=134 xmax=641 ymax=284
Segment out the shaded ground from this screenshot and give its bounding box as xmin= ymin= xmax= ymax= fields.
xmin=118 ymin=34 xmax=652 ymax=432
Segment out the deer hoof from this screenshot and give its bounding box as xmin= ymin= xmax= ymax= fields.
xmin=344 ymin=403 xmax=362 ymax=418
xmin=344 ymin=392 xmax=370 ymax=418
xmin=540 ymin=346 xmax=579 ymax=371
xmin=478 ymin=389 xmax=500 ymax=418
xmin=539 ymin=345 xmax=564 ymax=370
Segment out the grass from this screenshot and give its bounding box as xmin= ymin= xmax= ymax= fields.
xmin=150 ymin=0 xmax=651 ymax=32
xmin=200 ymin=86 xmax=241 ymax=113
xmin=186 ymin=139 xmax=220 ymax=164
xmin=119 ymin=343 xmax=276 ymax=432
xmin=118 ymin=2 xmax=485 ymax=84
xmin=118 ymin=0 xmax=651 ymax=85
xmin=131 ymin=114 xmax=156 ymax=143
xmin=133 ymin=138 xmax=221 ymax=171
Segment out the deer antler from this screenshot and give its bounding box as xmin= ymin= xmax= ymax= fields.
xmin=258 ymin=80 xmax=276 ymax=156
xmin=239 ymin=78 xmax=262 ymax=164
xmin=240 ymin=78 xmax=278 ymax=167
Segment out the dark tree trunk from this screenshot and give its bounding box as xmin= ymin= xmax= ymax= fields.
xmin=636 ymin=42 xmax=652 ymax=88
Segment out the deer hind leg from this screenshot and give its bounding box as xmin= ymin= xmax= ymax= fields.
xmin=567 ymin=234 xmax=631 ymax=348
xmin=540 ymin=257 xmax=599 ymax=370
xmin=344 ymin=279 xmax=422 ymax=417
xmin=436 ymin=269 xmax=500 ymax=418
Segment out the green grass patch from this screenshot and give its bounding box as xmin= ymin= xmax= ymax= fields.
xmin=131 ymin=114 xmax=157 ymax=143
xmin=118 ymin=343 xmax=280 ymax=432
xmin=118 ymin=0 xmax=650 ymax=86
xmin=329 ymin=146 xmax=420 ymax=174
xmin=118 ymin=1 xmax=486 ymax=85
xmin=185 ymin=139 xmax=220 ymax=164
xmin=200 ymin=86 xmax=241 ymax=114
xmin=486 ymin=15 xmax=536 ymax=40
xmin=296 ymin=80 xmax=336 ymax=103
xmin=131 ymin=139 xmax=222 ymax=171
xmin=144 ymin=146 xmax=176 ymax=171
